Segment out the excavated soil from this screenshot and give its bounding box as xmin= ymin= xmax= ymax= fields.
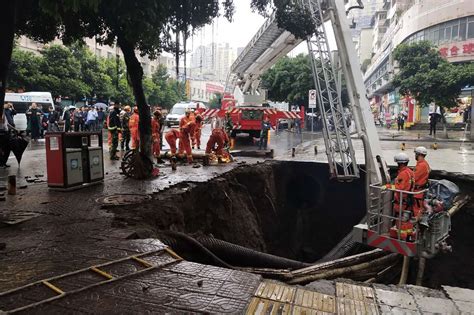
xmin=110 ymin=161 xmax=474 ymax=289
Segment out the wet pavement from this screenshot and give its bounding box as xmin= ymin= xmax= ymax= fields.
xmin=1 ymin=125 xmax=474 ymax=313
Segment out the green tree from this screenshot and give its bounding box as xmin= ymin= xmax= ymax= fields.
xmin=7 ymin=48 xmax=41 ymax=91
xmin=261 ymin=54 xmax=349 ymax=108
xmin=70 ymin=42 xmax=115 ymax=100
xmin=35 ymin=45 xmax=90 ymax=99
xmin=392 ymin=41 xmax=473 ymax=108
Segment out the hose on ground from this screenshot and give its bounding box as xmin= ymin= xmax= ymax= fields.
xmin=196 ymin=236 xmax=311 ymax=270
xmin=157 ymin=231 xmax=234 ymax=269
xmin=157 ymin=230 xmax=310 ymax=270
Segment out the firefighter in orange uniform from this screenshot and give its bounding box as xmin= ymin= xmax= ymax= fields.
xmin=165 ymin=129 xmax=180 ymax=157
xmin=206 ymin=126 xmax=229 ymax=159
xmin=413 ymin=146 xmax=430 ymax=218
xmin=151 ymin=110 xmax=162 ymax=162
xmin=193 ymin=114 xmax=203 ymax=150
xmin=384 ymin=152 xmax=416 ymax=241
xmin=178 ymin=109 xmax=195 ymax=163
xmin=129 ymin=106 xmax=140 ymax=149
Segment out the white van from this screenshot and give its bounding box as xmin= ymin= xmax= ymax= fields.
xmin=4 ymin=92 xmax=55 ymax=131
xmin=165 ymin=101 xmax=206 ymax=127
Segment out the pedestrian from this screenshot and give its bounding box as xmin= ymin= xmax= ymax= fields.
xmin=0 ymin=111 xmax=11 ymax=168
xmin=81 ymin=107 xmax=88 ymax=131
xmin=224 ymin=111 xmax=235 ymax=149
xmin=63 ymin=107 xmax=72 ymax=132
xmin=97 ymin=107 xmax=105 ymax=130
xmin=129 ymin=106 xmax=140 ymax=150
xmin=429 ymin=113 xmax=438 ymax=136
xmin=108 ymin=103 xmax=122 ymax=160
xmin=413 ymin=146 xmax=430 ymax=218
xmin=47 ymin=106 xmax=60 ymax=132
xmin=26 ymin=103 xmax=42 ymax=141
xmin=73 ymin=107 xmax=82 ymax=132
xmin=120 ymin=106 xmax=131 ymax=151
xmin=397 ymin=113 xmax=405 ymax=131
xmin=151 ymin=110 xmax=162 ymax=162
xmin=86 ymin=106 xmax=98 ymax=131
xmin=383 ymin=152 xmax=416 ymax=241
xmin=193 ymin=114 xmax=203 ymax=150
xmin=463 ymin=105 xmax=471 ymax=123
xmin=178 ymin=109 xmax=195 ymax=163
xmin=259 ymin=116 xmax=272 ymax=150
xmin=295 ymin=117 xmax=301 ymax=134
xmin=4 ymin=103 xmax=16 ymax=127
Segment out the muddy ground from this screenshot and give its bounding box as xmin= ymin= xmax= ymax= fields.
xmin=109 ymin=161 xmax=474 ymax=289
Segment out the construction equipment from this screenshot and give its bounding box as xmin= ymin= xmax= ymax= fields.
xmin=227 ymin=0 xmax=455 ymax=259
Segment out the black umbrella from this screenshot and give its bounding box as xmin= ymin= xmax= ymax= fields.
xmin=8 ymin=131 xmax=29 ymax=165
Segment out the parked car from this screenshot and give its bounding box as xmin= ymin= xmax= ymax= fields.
xmin=165 ymin=101 xmax=206 ymax=127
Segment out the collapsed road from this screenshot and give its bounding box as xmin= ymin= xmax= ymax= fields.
xmin=106 ymin=161 xmax=474 ymax=289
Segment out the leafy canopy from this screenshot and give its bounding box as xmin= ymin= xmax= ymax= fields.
xmin=392 ymin=41 xmax=474 ymax=108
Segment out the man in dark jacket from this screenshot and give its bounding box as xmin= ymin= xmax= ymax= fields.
xmin=4 ymin=103 xmax=16 ymax=127
xmin=108 ymin=103 xmax=122 ymax=160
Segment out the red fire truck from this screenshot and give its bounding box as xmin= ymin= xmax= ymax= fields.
xmin=202 ymin=93 xmax=304 ymax=138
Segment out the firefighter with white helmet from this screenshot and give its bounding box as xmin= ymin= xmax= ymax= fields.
xmin=413 ymin=146 xmax=430 ymax=217
xmin=385 ymin=152 xmax=416 ymax=241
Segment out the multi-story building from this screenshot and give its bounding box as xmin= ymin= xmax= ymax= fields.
xmin=190 ymin=42 xmax=236 ymax=83
xmin=363 ymin=0 xmax=474 ymax=126
xmin=347 ymin=0 xmax=385 ymax=63
xmin=16 ymin=36 xmax=176 ymax=78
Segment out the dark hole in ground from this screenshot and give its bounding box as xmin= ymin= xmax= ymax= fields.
xmin=114 ymin=161 xmax=366 ymax=263
xmin=110 ymin=161 xmax=474 ymax=289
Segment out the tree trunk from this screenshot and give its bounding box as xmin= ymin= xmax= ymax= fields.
xmin=0 ymin=1 xmax=16 ymax=117
xmin=117 ymin=35 xmax=152 ymax=159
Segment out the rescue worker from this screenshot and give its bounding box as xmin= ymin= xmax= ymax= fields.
xmin=129 ymin=106 xmax=140 ymax=150
xmin=413 ymin=146 xmax=430 ymax=218
xmin=108 ymin=103 xmax=122 ymax=160
xmin=259 ymin=116 xmax=272 ymax=150
xmin=178 ymin=109 xmax=195 ymax=163
xmin=151 ymin=110 xmax=162 ymax=162
xmin=224 ymin=111 xmax=235 ymax=149
xmin=165 ymin=128 xmax=181 ymax=157
xmin=205 ymin=126 xmax=229 ymax=160
xmin=193 ymin=114 xmax=203 ymax=150
xmin=120 ymin=105 xmax=131 ymax=151
xmin=384 ymin=152 xmax=416 ymax=241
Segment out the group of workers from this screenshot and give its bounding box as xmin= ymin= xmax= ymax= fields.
xmin=385 ymin=146 xmax=431 ymax=241
xmin=165 ymin=109 xmax=232 ymax=164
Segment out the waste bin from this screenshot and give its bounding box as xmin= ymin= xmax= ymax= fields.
xmin=45 ymin=132 xmax=103 ymax=190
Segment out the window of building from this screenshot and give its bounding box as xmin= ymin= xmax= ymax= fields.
xmin=468 ymin=19 xmax=474 ymax=39
xmin=107 ymin=52 xmax=113 ymax=59
xmin=460 ymin=20 xmax=467 ymax=40
xmin=95 ymin=48 xmax=101 ymax=56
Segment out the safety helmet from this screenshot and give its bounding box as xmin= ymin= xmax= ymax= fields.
xmin=133 ymin=106 xmax=139 ymax=113
xmin=414 ymin=146 xmax=428 ymax=156
xmin=394 ymin=152 xmax=410 ymax=164
xmin=185 ymin=108 xmax=191 ymax=115
xmin=124 ymin=105 xmax=131 ymax=112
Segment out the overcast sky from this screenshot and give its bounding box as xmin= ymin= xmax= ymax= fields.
xmin=184 ymin=0 xmax=337 ymax=62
